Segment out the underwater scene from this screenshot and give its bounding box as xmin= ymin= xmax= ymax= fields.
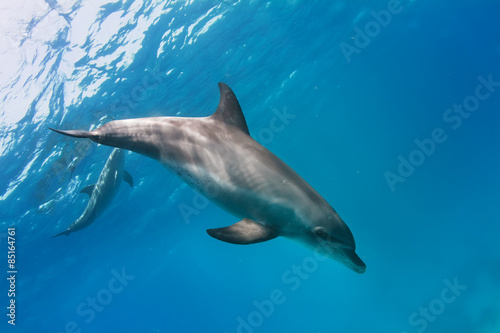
xmin=0 ymin=0 xmax=499 ymax=332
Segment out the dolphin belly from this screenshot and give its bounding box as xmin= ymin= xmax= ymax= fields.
xmin=161 ymin=122 xmax=319 ymax=232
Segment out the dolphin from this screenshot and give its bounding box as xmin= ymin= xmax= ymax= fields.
xmin=49 ymin=83 xmax=366 ymax=273
xmin=52 ymin=148 xmax=133 ymax=237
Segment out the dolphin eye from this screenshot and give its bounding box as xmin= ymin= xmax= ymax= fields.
xmin=314 ymin=228 xmax=328 ymax=240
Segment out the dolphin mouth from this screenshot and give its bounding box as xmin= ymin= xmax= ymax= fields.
xmin=343 ymin=249 xmax=366 ymax=274
xmin=314 ymin=240 xmax=366 ymax=273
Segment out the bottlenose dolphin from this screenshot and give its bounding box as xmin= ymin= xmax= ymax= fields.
xmin=49 ymin=83 xmax=365 ymax=273
xmin=52 ymin=148 xmax=133 ymax=237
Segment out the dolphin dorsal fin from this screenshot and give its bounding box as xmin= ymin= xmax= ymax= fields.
xmin=210 ymin=83 xmax=250 ymax=135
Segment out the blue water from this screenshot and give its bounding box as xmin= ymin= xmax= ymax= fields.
xmin=1 ymin=1 xmax=499 ymax=332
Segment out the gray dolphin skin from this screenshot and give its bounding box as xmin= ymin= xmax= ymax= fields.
xmin=52 ymin=148 xmax=133 ymax=237
xmin=49 ymin=83 xmax=365 ymax=273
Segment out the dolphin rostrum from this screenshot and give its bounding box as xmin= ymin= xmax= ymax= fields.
xmin=52 ymin=148 xmax=133 ymax=237
xmin=49 ymin=83 xmax=366 ymax=273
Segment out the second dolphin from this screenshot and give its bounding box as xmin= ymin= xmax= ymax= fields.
xmin=52 ymin=148 xmax=133 ymax=237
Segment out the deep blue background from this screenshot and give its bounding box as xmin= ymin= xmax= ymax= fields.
xmin=0 ymin=1 xmax=499 ymax=332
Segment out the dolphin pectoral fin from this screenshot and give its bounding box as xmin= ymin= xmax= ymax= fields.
xmin=123 ymin=170 xmax=134 ymax=187
xmin=80 ymin=184 xmax=96 ymax=196
xmin=207 ymin=218 xmax=278 ymax=245
xmin=210 ymin=83 xmax=250 ymax=135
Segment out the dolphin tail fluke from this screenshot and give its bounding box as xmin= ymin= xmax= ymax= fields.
xmin=49 ymin=128 xmax=95 ymax=139
xmin=51 ymin=230 xmax=71 ymax=238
